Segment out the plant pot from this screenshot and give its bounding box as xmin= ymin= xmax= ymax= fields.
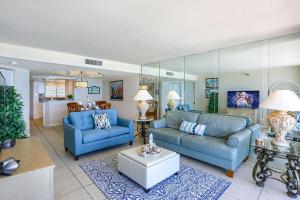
xmin=1 ymin=139 xmax=16 ymax=149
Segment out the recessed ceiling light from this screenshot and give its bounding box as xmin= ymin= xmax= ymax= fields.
xmin=10 ymin=61 xmax=18 ymax=65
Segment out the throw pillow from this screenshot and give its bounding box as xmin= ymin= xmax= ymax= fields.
xmin=179 ymin=120 xmax=206 ymax=136
xmin=93 ymin=113 xmax=111 ymax=129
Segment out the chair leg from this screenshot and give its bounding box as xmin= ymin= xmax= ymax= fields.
xmin=129 ymin=141 xmax=133 ymax=145
xmin=75 ymin=155 xmax=79 ymax=161
xmin=65 ymin=147 xmax=68 ymax=152
xmin=243 ymin=156 xmax=249 ymax=162
xmin=226 ymin=170 xmax=234 ymax=178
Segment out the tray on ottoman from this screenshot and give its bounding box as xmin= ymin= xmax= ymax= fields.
xmin=117 ymin=145 xmax=180 ymax=192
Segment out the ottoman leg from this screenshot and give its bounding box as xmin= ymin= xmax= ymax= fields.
xmin=118 ymin=171 xmax=123 ymax=175
xmin=175 ymin=172 xmax=179 ymax=175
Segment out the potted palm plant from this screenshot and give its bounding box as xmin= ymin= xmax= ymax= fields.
xmin=0 ymin=86 xmax=26 ymax=150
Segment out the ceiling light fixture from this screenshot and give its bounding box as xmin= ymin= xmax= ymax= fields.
xmin=75 ymin=71 xmax=88 ymax=88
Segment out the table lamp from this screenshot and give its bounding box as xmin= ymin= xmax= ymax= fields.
xmin=133 ymin=86 xmax=153 ymax=119
xmin=260 ymin=90 xmax=300 ymax=147
xmin=167 ymin=91 xmax=181 ymax=111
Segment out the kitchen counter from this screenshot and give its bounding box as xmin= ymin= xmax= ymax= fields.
xmin=43 ymin=99 xmax=73 ymax=126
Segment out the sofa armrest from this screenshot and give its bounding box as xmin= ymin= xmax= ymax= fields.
xmin=63 ymin=122 xmax=82 ymax=156
xmin=227 ymin=129 xmax=251 ymax=148
xmin=247 ymin=124 xmax=261 ymax=145
xmin=150 ymin=119 xmax=166 ymax=128
xmin=117 ymin=117 xmax=134 ymax=140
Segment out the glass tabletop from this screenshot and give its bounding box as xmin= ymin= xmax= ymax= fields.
xmin=251 ymin=136 xmax=300 ymax=157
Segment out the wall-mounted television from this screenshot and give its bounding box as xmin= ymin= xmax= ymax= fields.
xmin=227 ymin=90 xmax=260 ymax=109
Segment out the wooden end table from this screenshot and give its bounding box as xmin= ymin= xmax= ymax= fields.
xmin=135 ymin=118 xmax=153 ymax=144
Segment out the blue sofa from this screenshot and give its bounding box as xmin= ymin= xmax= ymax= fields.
xmin=63 ymin=109 xmax=134 ymax=160
xmin=148 ymin=111 xmax=260 ymax=177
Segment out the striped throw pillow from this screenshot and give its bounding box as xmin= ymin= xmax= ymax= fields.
xmin=179 ymin=121 xmax=206 ymax=136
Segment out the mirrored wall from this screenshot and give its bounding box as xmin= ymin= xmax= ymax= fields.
xmin=141 ymin=32 xmax=300 ymax=121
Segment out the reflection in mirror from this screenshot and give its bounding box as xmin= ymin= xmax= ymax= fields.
xmin=141 ymin=62 xmax=160 ymax=119
xmin=159 ymin=57 xmax=184 ymax=117
xmin=140 ymin=32 xmax=300 ymax=124
xmin=185 ymin=50 xmax=219 ymax=113
xmin=219 ymin=41 xmax=265 ymax=123
xmin=269 ymin=32 xmax=300 ymax=94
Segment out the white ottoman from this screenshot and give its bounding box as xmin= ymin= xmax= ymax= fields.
xmin=117 ymin=146 xmax=180 ymax=192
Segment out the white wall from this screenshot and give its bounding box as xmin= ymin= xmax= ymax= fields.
xmin=31 ymin=80 xmax=43 ymax=119
xmin=103 ymin=75 xmax=140 ymax=120
xmin=74 ymin=78 xmax=103 ymax=104
xmin=1 ymin=65 xmax=30 ymax=136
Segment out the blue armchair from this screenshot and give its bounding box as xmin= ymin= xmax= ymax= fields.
xmin=63 ymin=109 xmax=134 ymax=160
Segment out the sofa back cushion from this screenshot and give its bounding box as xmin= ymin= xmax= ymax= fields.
xmin=95 ymin=108 xmax=118 ymax=126
xmin=197 ymin=113 xmax=247 ymax=137
xmin=166 ymin=111 xmax=199 ymax=129
xmin=69 ymin=110 xmax=95 ymax=131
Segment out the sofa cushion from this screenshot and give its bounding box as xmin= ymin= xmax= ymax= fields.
xmin=165 ymin=111 xmax=199 ymax=129
xmin=179 ymin=121 xmax=206 ymax=136
xmin=69 ymin=110 xmax=95 ymax=131
xmin=95 ymin=109 xmax=118 ymax=126
xmin=197 ymin=113 xmax=246 ymax=137
xmin=102 ymin=126 xmax=129 ymax=137
xmin=149 ymin=128 xmax=187 ymax=145
xmin=180 ymin=135 xmax=237 ymax=161
xmin=82 ymin=129 xmax=110 ymax=144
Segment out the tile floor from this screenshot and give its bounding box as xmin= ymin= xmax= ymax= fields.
xmin=30 ymin=119 xmax=293 ymax=200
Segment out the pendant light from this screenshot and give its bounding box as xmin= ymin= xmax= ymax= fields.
xmin=75 ymin=71 xmax=88 ymax=88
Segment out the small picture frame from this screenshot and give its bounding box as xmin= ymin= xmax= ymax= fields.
xmin=88 ymin=86 xmax=100 ymax=94
xmin=110 ymin=80 xmax=123 ymax=101
xmin=205 ymin=78 xmax=219 ymax=88
xmin=205 ymin=89 xmax=218 ymax=98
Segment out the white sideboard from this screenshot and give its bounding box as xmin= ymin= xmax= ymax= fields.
xmin=0 ymin=138 xmax=55 ymax=200
xmin=224 ymin=108 xmax=260 ymax=123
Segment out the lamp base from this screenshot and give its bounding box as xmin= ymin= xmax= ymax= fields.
xmin=268 ymin=111 xmax=296 ymax=147
xmin=137 ymin=101 xmax=149 ymax=120
xmin=167 ymin=99 xmax=176 ymax=111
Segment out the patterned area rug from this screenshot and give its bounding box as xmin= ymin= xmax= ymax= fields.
xmin=80 ymin=155 xmax=231 ymax=200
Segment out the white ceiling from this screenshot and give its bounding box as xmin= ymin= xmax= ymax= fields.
xmin=0 ymin=56 xmax=131 ymax=77
xmin=0 ymin=0 xmax=300 ymax=65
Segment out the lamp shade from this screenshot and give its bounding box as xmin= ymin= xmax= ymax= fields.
xmin=133 ymin=89 xmax=153 ymax=101
xmin=260 ymin=90 xmax=300 ymax=111
xmin=167 ymin=91 xmax=181 ymax=100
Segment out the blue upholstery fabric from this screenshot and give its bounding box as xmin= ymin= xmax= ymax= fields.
xmin=95 ymin=109 xmax=118 ymax=126
xmin=150 ymin=119 xmax=166 ymax=129
xmin=63 ymin=108 xmax=134 ymax=157
xmin=197 ymin=113 xmax=246 ymax=137
xmin=149 ymin=112 xmax=260 ymax=172
xmin=165 ymin=111 xmax=199 ymax=129
xmin=69 ymin=110 xmax=95 ymax=131
xmin=149 ymin=128 xmax=187 ymax=145
xmin=102 ymin=126 xmax=129 ymax=137
xmin=82 ymin=129 xmax=110 ymax=144
xmin=180 ymin=135 xmax=236 ymax=161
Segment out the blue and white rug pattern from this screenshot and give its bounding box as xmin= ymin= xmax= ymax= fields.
xmin=80 ymin=155 xmax=231 ymax=200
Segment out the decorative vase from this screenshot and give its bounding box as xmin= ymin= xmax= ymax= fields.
xmin=268 ymin=111 xmax=297 ymax=147
xmin=137 ymin=100 xmax=149 ymax=120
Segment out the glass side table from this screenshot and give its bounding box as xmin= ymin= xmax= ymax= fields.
xmin=251 ymin=137 xmax=300 ymax=198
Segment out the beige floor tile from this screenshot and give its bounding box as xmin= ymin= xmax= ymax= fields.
xmin=76 ymin=173 xmax=93 ymax=186
xmin=85 ymin=184 xmax=106 ymax=200
xmin=258 ymin=177 xmax=292 ymax=200
xmin=54 ymin=176 xmax=82 ymax=198
xmin=219 ymin=194 xmax=240 ymax=200
xmin=54 ymin=166 xmax=73 ymax=181
xmin=56 ymin=188 xmax=92 ymax=200
xmin=69 ymin=163 xmax=84 ymax=174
